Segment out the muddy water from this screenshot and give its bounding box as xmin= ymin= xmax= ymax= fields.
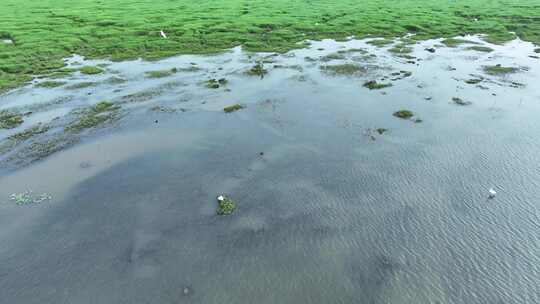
xmin=0 ymin=36 xmax=539 ymax=303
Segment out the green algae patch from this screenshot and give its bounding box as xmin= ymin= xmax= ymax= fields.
xmin=79 ymin=66 xmax=104 ymax=75
xmin=393 ymin=110 xmax=414 ymax=119
xmin=483 ymin=64 xmax=518 ymax=75
xmin=66 ymin=101 xmax=121 ymax=132
xmin=217 ymin=195 xmax=236 ymax=215
xmin=363 ymin=80 xmax=392 ymax=90
xmin=0 ymin=110 xmax=24 ymax=129
xmin=223 ymin=104 xmax=244 ymax=113
xmin=465 ymin=78 xmax=483 ymax=84
xmin=320 ymin=64 xmax=365 ymax=76
xmin=8 ymin=124 xmax=50 ymax=141
xmin=145 ymin=68 xmax=177 ymax=78
xmin=466 ymin=46 xmax=494 ymax=52
xmin=36 ymin=81 xmax=66 ymax=88
xmin=441 ymin=38 xmax=480 ymax=47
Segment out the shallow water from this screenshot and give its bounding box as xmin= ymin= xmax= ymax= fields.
xmin=0 ymin=36 xmax=539 ymax=303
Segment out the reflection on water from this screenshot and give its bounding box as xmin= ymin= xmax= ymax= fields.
xmin=0 ymin=36 xmax=539 ymax=303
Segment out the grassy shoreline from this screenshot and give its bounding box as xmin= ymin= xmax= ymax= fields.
xmin=1 ymin=0 xmax=540 ymax=92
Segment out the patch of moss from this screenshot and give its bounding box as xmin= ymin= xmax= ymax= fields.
xmin=223 ymin=104 xmax=244 ymax=113
xmin=79 ymin=66 xmax=104 ymax=75
xmin=150 ymin=106 xmax=176 ymax=113
xmin=66 ymin=101 xmax=121 ymax=132
xmin=441 ymin=38 xmax=479 ymax=47
xmin=8 ymin=124 xmax=50 ymax=141
xmin=145 ymin=68 xmax=177 ymax=78
xmin=217 ymin=196 xmax=236 ymax=215
xmin=393 ymin=109 xmax=414 ymax=119
xmin=363 ymin=80 xmax=392 ymax=90
xmin=483 ymin=64 xmax=518 ymax=75
xmin=320 ymin=64 xmax=365 ymax=75
xmin=36 ymin=80 xmax=66 ymax=88
xmin=246 ymin=63 xmax=268 ymax=77
xmin=0 ymin=110 xmax=24 ymax=129
xmin=466 ymin=46 xmax=494 ymax=52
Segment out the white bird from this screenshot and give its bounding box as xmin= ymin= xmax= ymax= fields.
xmin=217 ymin=195 xmax=225 ymax=202
xmin=160 ymin=30 xmax=167 ymax=39
xmin=488 ymin=188 xmax=497 ymax=199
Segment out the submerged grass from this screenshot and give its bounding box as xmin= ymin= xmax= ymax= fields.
xmin=363 ymin=80 xmax=392 ymax=90
xmin=66 ymin=101 xmax=121 ymax=132
xmin=145 ymin=68 xmax=177 ymax=78
xmin=36 ymin=80 xmax=66 ymax=88
xmin=467 ymin=45 xmax=494 ymax=52
xmin=441 ymin=38 xmax=480 ymax=47
xmin=79 ymin=66 xmax=104 ymax=75
xmin=1 ymin=0 xmax=540 ymax=92
xmin=0 ymin=110 xmax=24 ymax=129
xmin=8 ymin=124 xmax=50 ymax=141
xmin=223 ymin=104 xmax=244 ymax=113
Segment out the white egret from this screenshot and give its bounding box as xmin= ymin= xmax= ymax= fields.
xmin=160 ymin=30 xmax=167 ymax=39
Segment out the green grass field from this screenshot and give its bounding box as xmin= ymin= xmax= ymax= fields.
xmin=1 ymin=0 xmax=539 ymax=92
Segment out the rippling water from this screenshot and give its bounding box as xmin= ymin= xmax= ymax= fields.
xmin=0 ymin=36 xmax=539 ymax=303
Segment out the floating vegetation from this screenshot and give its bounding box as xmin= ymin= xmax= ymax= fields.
xmin=304 ymin=56 xmax=317 ymax=62
xmin=483 ymin=64 xmax=518 ymax=75
xmin=223 ymin=104 xmax=244 ymax=113
xmin=65 ymin=81 xmax=97 ymax=90
xmin=534 ymin=48 xmax=540 ymax=53
xmin=466 ymin=46 xmax=494 ymax=52
xmin=390 ymin=70 xmax=412 ymax=80
xmin=337 ymin=48 xmax=368 ymax=54
xmin=217 ymin=195 xmax=236 ymax=215
xmin=36 ymin=80 xmax=66 ymax=88
xmin=79 ymin=66 xmax=104 ymax=75
xmin=0 ymin=110 xmax=24 ymax=129
xmin=376 ymin=128 xmax=388 ymax=135
xmin=19 ymin=136 xmax=79 ymax=163
xmin=145 ymin=68 xmax=177 ymax=78
xmin=320 ymin=53 xmax=346 ymax=62
xmin=425 ymin=47 xmax=436 ymax=53
xmin=366 ymin=39 xmax=394 ymax=47
xmin=10 ymin=190 xmax=52 ymax=205
xmin=176 ymin=66 xmax=202 ymax=72
xmin=66 ymin=101 xmax=121 ymax=132
xmin=441 ymin=38 xmax=479 ymax=47
xmin=393 ymin=109 xmax=414 ymax=119
xmin=452 ymin=97 xmax=472 ymax=106
xmin=246 ymin=62 xmax=268 ymax=77
xmin=8 ymin=124 xmax=50 ymax=141
xmin=205 ymin=78 xmax=228 ymax=89
xmin=320 ymin=63 xmax=365 ymax=76
xmin=120 ymin=89 xmax=161 ymax=103
xmin=103 ymin=76 xmax=126 ymax=84
xmin=363 ymin=80 xmax=392 ymax=90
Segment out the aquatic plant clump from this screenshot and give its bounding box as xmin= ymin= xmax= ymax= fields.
xmin=246 ymin=63 xmax=268 ymax=77
xmin=320 ymin=64 xmax=365 ymax=76
xmin=205 ymin=78 xmax=228 ymax=89
xmin=441 ymin=38 xmax=479 ymax=47
xmin=36 ymin=81 xmax=66 ymax=88
xmin=483 ymin=64 xmax=518 ymax=75
xmin=8 ymin=124 xmax=50 ymax=141
xmin=10 ymin=190 xmax=52 ymax=205
xmin=79 ymin=66 xmax=104 ymax=75
xmin=145 ymin=68 xmax=177 ymax=78
xmin=466 ymin=46 xmax=494 ymax=52
xmin=217 ymin=195 xmax=236 ymax=215
xmin=66 ymin=101 xmax=121 ymax=132
xmin=366 ymin=39 xmax=394 ymax=47
xmin=452 ymin=97 xmax=472 ymax=106
xmin=363 ymin=80 xmax=392 ymax=90
xmin=393 ymin=110 xmax=414 ymax=119
xmin=0 ymin=110 xmax=24 ymax=129
xmin=223 ymin=104 xmax=244 ymax=113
